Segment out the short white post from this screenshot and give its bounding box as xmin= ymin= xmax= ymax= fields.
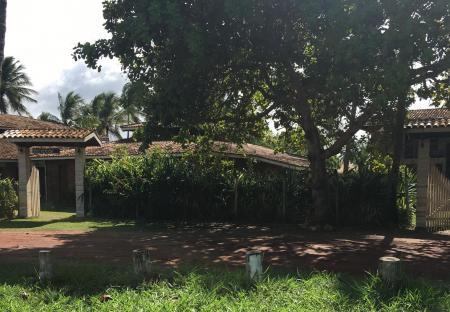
xmin=39 ymin=250 xmax=53 ymax=281
xmin=133 ymin=249 xmax=152 ymax=276
xmin=246 ymin=250 xmax=263 ymax=283
xmin=378 ymin=256 xmax=402 ymax=283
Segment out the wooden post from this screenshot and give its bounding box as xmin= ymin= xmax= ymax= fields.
xmin=39 ymin=250 xmax=53 ymax=281
xmin=133 ymin=249 xmax=152 ymax=276
xmin=416 ymin=139 xmax=430 ymax=228
xmin=75 ymin=147 xmax=86 ymax=218
xmin=246 ymin=250 xmax=263 ymax=283
xmin=378 ymin=256 xmax=402 ymax=283
xmin=281 ymin=177 xmax=286 ymax=221
xmin=233 ymin=178 xmax=238 ymax=218
xmin=18 ymin=147 xmax=32 ymax=218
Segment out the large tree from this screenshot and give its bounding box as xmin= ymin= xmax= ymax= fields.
xmin=0 ymin=56 xmax=36 ymax=114
xmin=75 ymin=0 xmax=450 ymax=224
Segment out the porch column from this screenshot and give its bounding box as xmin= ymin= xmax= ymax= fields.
xmin=75 ymin=147 xmax=86 ymax=218
xmin=17 ymin=147 xmax=32 ymax=218
xmin=416 ymin=138 xmax=430 ymax=228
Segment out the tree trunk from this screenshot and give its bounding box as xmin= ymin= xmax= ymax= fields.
xmin=389 ymin=95 xmax=408 ymax=226
xmin=343 ymin=104 xmax=357 ymax=174
xmin=309 ymin=150 xmax=330 ymax=224
xmin=297 ymin=101 xmax=330 ymax=224
xmin=0 ymin=0 xmax=7 ymax=85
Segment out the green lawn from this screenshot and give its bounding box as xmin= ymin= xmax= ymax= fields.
xmin=0 ymin=263 xmax=448 ymax=311
xmin=0 ymin=211 xmax=136 ymax=232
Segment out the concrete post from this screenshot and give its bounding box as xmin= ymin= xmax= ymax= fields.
xmin=416 ymin=138 xmax=430 ymax=228
xmin=75 ymin=147 xmax=86 ymax=218
xmin=39 ymin=250 xmax=53 ymax=280
xmin=246 ymin=250 xmax=263 ymax=283
xmin=378 ymin=256 xmax=402 ymax=283
xmin=18 ymin=147 xmax=32 ymax=218
xmin=133 ymin=249 xmax=152 ymax=276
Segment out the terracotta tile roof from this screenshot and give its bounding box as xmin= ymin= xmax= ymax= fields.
xmin=0 ymin=115 xmax=308 ymax=168
xmin=0 ymin=115 xmax=70 ymax=160
xmin=0 ymin=140 xmax=18 ymax=160
xmin=0 ymin=114 xmax=67 ymax=130
xmin=0 ymin=129 xmax=93 ymax=139
xmin=27 ymin=141 xmax=308 ymax=169
xmin=406 ymin=108 xmax=450 ymax=129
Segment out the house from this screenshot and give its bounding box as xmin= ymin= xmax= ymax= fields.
xmin=403 ymin=108 xmax=450 ymax=230
xmin=0 ymin=114 xmax=309 ymax=218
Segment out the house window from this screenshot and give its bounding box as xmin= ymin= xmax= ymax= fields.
xmin=404 ymin=138 xmax=418 ymax=159
xmin=430 ymin=139 xmax=444 ymax=158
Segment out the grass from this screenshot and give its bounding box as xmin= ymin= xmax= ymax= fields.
xmin=0 ymin=263 xmax=448 ymax=311
xmin=0 ymin=211 xmax=136 ymax=232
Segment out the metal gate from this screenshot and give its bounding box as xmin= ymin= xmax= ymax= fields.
xmin=427 ymin=165 xmax=450 ymax=231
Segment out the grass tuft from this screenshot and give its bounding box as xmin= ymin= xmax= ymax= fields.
xmin=0 ymin=263 xmax=448 ymax=311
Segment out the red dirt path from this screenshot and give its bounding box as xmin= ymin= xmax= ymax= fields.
xmin=0 ymin=225 xmax=449 ymax=279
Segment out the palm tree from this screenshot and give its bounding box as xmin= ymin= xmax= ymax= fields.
xmin=91 ymin=92 xmax=126 ymax=138
xmin=0 ymin=56 xmax=37 ymax=114
xmin=58 ymin=91 xmax=83 ymax=126
xmin=38 ymin=112 xmax=61 ymax=123
xmin=0 ymin=0 xmax=7 ymax=80
xmin=120 ymin=82 xmax=143 ymax=124
xmin=75 ymin=103 xmax=99 ymax=130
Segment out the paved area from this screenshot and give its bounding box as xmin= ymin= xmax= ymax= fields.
xmin=0 ymin=225 xmax=449 ymax=279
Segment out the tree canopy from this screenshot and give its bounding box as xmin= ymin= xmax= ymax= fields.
xmin=75 ymin=0 xmax=450 ymax=223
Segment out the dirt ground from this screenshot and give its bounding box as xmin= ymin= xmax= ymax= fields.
xmin=0 ymin=225 xmax=449 ymax=279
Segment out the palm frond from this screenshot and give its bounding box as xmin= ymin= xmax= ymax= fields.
xmin=0 ymin=56 xmax=37 ymax=114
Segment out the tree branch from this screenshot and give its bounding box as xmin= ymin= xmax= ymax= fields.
xmin=324 ymin=109 xmax=376 ymax=159
xmin=411 ymin=55 xmax=450 ymax=84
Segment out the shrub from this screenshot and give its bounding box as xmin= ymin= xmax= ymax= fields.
xmin=85 ymin=150 xmax=309 ymax=222
xmin=0 ymin=178 xmax=18 ymax=219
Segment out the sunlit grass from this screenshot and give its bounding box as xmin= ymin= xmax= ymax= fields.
xmin=0 ymin=211 xmax=135 ymax=232
xmin=0 ymin=263 xmax=448 ymax=311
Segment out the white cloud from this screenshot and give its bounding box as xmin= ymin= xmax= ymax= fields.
xmin=31 ymin=61 xmax=128 ymax=117
xmin=4 ymin=0 xmax=126 ymax=117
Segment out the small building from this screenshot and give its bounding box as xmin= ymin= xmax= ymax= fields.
xmin=403 ymin=108 xmax=450 ymax=230
xmin=0 ymin=114 xmax=309 ymax=218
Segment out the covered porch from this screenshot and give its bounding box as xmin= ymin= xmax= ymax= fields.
xmin=0 ymin=129 xmax=101 ymax=218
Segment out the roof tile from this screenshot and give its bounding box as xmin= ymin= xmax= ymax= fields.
xmin=0 ymin=129 xmax=93 ymax=139
xmin=406 ymin=108 xmax=450 ymax=129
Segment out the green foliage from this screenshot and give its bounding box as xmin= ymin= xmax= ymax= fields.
xmin=37 ymin=111 xmax=61 ymax=123
xmin=58 ymin=91 xmax=85 ymax=126
xmin=0 ymin=178 xmax=17 ymax=219
xmin=0 ymin=263 xmax=448 ymax=311
xmin=0 ymin=56 xmax=37 ymax=115
xmin=90 ymin=92 xmax=126 ymax=138
xmin=86 ymin=150 xmax=309 ymax=222
xmin=332 ymin=170 xmax=392 ymax=226
xmin=397 ymin=166 xmax=417 ymax=229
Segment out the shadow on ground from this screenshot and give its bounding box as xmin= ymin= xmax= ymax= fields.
xmin=0 ymin=222 xmax=449 ymax=279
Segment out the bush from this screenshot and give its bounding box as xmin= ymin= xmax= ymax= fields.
xmin=0 ymin=178 xmax=18 ymax=219
xmin=85 ymin=149 xmax=310 ymax=222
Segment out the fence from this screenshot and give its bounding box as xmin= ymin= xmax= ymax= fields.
xmin=427 ymin=165 xmax=450 ymax=231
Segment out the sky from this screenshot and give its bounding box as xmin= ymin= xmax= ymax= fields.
xmin=5 ymin=0 xmax=127 ymax=118
xmin=5 ymin=0 xmax=430 ymax=119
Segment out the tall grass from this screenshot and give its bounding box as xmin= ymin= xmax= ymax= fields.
xmin=0 ymin=263 xmax=448 ymax=311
